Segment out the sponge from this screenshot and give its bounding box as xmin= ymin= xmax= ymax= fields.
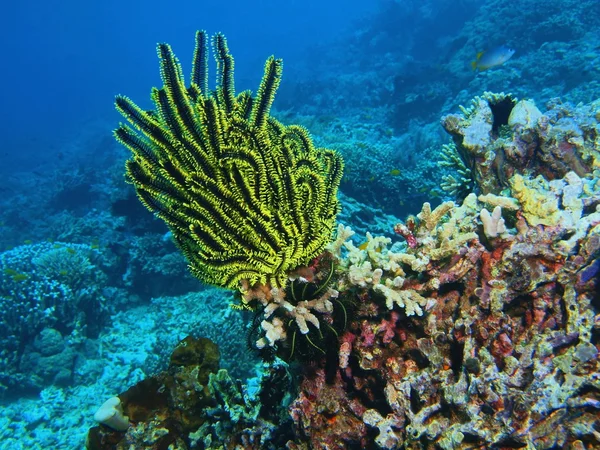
xmin=93 ymin=396 xmax=129 ymax=431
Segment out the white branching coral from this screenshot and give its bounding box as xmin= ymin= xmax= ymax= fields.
xmin=337 ymin=229 xmax=431 ymax=315
xmin=480 ymin=206 xmax=507 ymax=239
xmin=478 ymin=193 xmax=520 ymax=211
xmin=373 ymin=281 xmax=427 ymax=316
xmin=328 ymin=224 xmax=355 ymax=257
xmin=411 ymin=197 xmax=479 ymax=262
xmin=256 ymin=317 xmax=286 ymax=349
xmin=250 ymin=285 xmax=338 ymax=348
xmin=337 ymin=195 xmax=495 ymax=316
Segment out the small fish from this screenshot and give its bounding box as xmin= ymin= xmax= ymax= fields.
xmin=471 ymin=45 xmax=515 ymax=71
xmin=358 ymin=241 xmax=382 ymax=253
xmin=389 ymin=169 xmax=401 ymax=176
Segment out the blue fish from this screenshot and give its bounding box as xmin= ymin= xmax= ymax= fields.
xmin=471 ymin=45 xmax=515 ymax=71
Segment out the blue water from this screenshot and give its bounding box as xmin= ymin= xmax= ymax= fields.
xmin=0 ymin=0 xmax=598 ymax=447
xmin=2 ymin=0 xmax=372 ymax=171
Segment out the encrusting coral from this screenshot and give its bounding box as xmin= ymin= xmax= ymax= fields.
xmin=115 ymin=31 xmax=343 ymax=292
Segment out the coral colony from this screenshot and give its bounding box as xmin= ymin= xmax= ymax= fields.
xmin=79 ymin=31 xmax=600 ymax=449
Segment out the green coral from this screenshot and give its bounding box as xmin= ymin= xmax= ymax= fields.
xmin=115 ymin=31 xmax=343 ymax=291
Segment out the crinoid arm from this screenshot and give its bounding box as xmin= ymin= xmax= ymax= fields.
xmin=115 ymin=31 xmax=344 ymax=292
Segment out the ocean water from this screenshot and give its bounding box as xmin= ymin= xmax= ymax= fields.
xmin=0 ymin=0 xmax=599 ymax=448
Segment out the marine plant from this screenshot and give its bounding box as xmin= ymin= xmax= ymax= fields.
xmin=114 ymin=31 xmax=343 ymax=293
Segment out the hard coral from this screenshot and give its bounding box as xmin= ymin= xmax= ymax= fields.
xmin=291 ymin=181 xmax=599 ymax=448
xmin=441 ymin=92 xmax=600 ymax=198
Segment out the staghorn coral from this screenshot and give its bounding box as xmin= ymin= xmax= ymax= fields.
xmin=391 ymin=198 xmax=480 ymax=280
xmin=115 ymin=31 xmax=343 ymax=292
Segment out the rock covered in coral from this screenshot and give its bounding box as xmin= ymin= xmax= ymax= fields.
xmin=289 ymin=170 xmax=600 ymax=448
xmin=86 ymin=336 xmax=220 ymax=449
xmin=86 ymin=336 xmax=293 ymax=450
xmin=0 ymin=241 xmax=108 ymax=396
xmin=441 ymin=92 xmax=600 ymax=197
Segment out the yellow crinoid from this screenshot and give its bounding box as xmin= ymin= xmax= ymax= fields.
xmin=114 ymin=31 xmax=343 ymax=292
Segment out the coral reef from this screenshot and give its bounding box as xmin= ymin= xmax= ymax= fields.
xmin=115 ymin=31 xmax=343 ymax=291
xmin=5 ymin=1 xmax=600 ymax=446
xmin=0 ymin=242 xmax=108 ymax=396
xmin=267 ymin=0 xmax=600 ymax=213
xmin=86 ymin=164 xmax=600 ymax=449
xmin=289 ymin=176 xmax=599 ymax=448
xmin=100 ymin=58 xmax=600 ymax=447
xmin=441 ymin=92 xmax=600 ymax=197
xmin=282 ymin=92 xmax=600 ymax=448
xmin=86 ymin=336 xmax=294 ymax=450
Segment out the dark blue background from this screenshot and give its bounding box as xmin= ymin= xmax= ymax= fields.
xmin=1 ymin=0 xmax=375 ymax=170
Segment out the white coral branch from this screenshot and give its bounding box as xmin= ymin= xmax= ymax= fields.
xmin=480 ymin=206 xmax=507 ymax=238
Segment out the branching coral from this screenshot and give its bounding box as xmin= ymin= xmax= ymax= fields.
xmin=243 ymin=250 xmax=351 ymax=362
xmin=115 ymin=31 xmax=343 ymax=292
xmin=330 ymin=198 xmax=483 ymax=325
